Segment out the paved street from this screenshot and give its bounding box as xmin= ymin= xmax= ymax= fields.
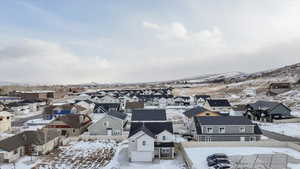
xmin=262 ymin=129 xmax=300 ymax=143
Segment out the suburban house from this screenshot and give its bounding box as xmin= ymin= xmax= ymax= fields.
xmin=88 ymin=111 xmax=127 ymax=135
xmin=12 ymin=90 xmax=58 ymax=102
xmin=203 ymin=99 xmax=232 ymax=114
xmin=75 ymin=100 xmax=95 ymax=113
xmin=194 ymin=95 xmax=211 ymax=105
xmin=94 ymin=95 xmax=120 ymax=103
xmin=128 ymin=122 xmax=175 ymax=162
xmin=191 ymin=116 xmax=262 ymax=142
xmin=174 ymin=96 xmax=191 ymax=106
xmin=0 ymin=130 xmax=60 ymax=163
xmin=131 ymin=109 xmax=167 ymax=122
xmin=124 ymin=101 xmax=144 ymax=113
xmin=93 ymin=103 xmax=121 ymax=113
xmin=245 ymin=101 xmax=291 ymax=122
xmin=267 ymin=83 xmax=291 ymax=96
xmin=45 ymin=114 xmax=92 ymax=136
xmin=42 ymin=104 xmax=87 ymax=120
xmin=0 ymin=111 xmax=12 ymax=132
xmin=183 ymin=106 xmax=222 ymax=133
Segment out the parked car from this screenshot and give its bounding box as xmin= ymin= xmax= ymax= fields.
xmin=212 ymin=163 xmax=232 ymax=169
xmin=208 ymin=159 xmax=231 ymax=167
xmin=207 ymin=153 xmax=231 ymax=167
xmin=207 ymin=153 xmax=228 ymax=161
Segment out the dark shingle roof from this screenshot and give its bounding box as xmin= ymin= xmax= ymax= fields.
xmin=129 ymin=122 xmax=173 ymax=138
xmin=194 ymin=116 xmax=254 ymax=125
xmin=207 ymin=99 xmax=231 ymax=107
xmin=183 ymin=106 xmax=208 ymax=118
xmin=107 ymin=111 xmax=127 ymax=120
xmin=0 ymin=130 xmax=59 ymax=152
xmin=131 ymin=109 xmax=166 ymax=121
xmin=248 ymin=101 xmax=280 ymax=110
xmin=56 ymin=114 xmax=91 ymax=128
xmin=194 ymin=95 xmax=211 ymax=100
xmin=93 ymin=103 xmax=120 ymax=113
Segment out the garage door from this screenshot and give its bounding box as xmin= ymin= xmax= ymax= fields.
xmin=131 ymin=151 xmax=153 ymax=162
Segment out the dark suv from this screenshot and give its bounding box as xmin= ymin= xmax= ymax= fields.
xmin=207 ymin=153 xmax=231 ymax=168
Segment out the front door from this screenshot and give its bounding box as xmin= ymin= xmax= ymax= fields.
xmin=107 ymin=128 xmax=112 ymax=136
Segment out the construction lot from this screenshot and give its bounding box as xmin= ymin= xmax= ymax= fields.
xmin=34 ymin=139 xmax=117 ymax=169
xmin=229 ymin=153 xmax=300 ymax=169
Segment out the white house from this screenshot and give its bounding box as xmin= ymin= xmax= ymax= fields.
xmin=203 ymin=99 xmax=232 ymax=113
xmin=0 ymin=111 xmax=12 ymax=133
xmin=128 ymin=122 xmax=175 ymax=162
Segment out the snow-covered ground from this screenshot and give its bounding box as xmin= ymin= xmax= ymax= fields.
xmin=185 ymin=147 xmax=300 ymax=169
xmin=35 ymin=140 xmax=117 ymax=169
xmin=0 ymin=156 xmax=40 ymax=169
xmin=259 ymin=122 xmax=300 ymax=138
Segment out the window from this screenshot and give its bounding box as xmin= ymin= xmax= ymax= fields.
xmin=162 ymin=136 xmax=166 ymax=140
xmin=219 ymin=127 xmax=225 ymax=133
xmin=240 ymin=127 xmax=246 ymax=133
xmin=207 ymin=127 xmax=213 ymax=133
xmin=161 ymin=148 xmax=170 ymax=153
xmin=142 ymin=141 xmax=146 ymax=146
xmin=103 ymin=121 xmax=109 ymax=127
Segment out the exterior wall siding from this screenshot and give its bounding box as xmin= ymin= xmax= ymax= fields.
xmin=88 ymin=115 xmax=123 ymax=135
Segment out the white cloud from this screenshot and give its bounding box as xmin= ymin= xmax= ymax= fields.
xmin=0 ymin=39 xmax=113 ymax=84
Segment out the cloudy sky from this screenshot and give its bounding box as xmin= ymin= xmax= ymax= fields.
xmin=0 ymin=0 xmax=300 ymax=84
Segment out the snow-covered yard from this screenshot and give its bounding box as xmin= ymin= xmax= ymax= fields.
xmin=259 ymin=122 xmax=300 ymax=138
xmin=35 ymin=140 xmax=117 ymax=169
xmin=185 ymin=147 xmax=300 ymax=169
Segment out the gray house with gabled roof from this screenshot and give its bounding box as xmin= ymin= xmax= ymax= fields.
xmin=245 ymin=101 xmax=291 ymax=122
xmin=88 ymin=111 xmax=127 ymax=135
xmin=191 ymin=116 xmax=262 ymax=142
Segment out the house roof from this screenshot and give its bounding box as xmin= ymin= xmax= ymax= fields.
xmin=248 ymin=101 xmax=280 ymax=110
xmin=107 ymin=111 xmax=127 ymax=120
xmin=94 ymin=103 xmax=120 ymax=113
xmin=0 ymin=130 xmax=59 ymax=152
xmin=131 ymin=109 xmax=166 ymax=121
xmin=194 ymin=95 xmax=211 ymax=100
xmin=207 ymin=99 xmax=231 ymax=107
xmin=55 ymin=114 xmax=91 ymax=128
xmin=125 ymin=102 xmax=144 ymax=109
xmin=194 ymin=116 xmax=254 ymax=125
xmin=183 ymin=106 xmax=209 ymax=118
xmin=128 ymin=122 xmax=173 ymax=138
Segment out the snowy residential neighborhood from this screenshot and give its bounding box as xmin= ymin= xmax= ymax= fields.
xmin=1 ymin=1 xmax=300 ymax=168
xmin=0 ymin=63 xmax=300 ymax=169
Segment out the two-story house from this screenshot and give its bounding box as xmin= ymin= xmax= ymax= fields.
xmin=191 ymin=116 xmax=262 ymax=142
xmin=128 ymin=122 xmax=174 ymax=162
xmin=183 ymin=106 xmax=222 ymax=133
xmin=203 ymin=99 xmax=232 ymax=114
xmin=128 ymin=109 xmax=175 ymax=162
xmin=245 ymin=100 xmax=291 ymax=122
